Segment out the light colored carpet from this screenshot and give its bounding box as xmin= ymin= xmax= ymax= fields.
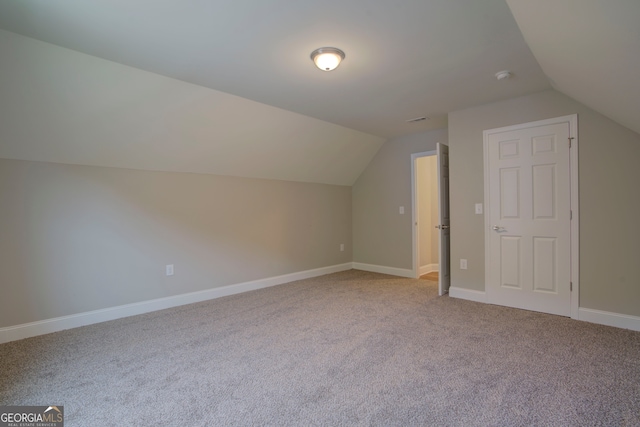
xmin=1 ymin=270 xmax=639 ymax=426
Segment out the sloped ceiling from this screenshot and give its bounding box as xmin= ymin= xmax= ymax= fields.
xmin=0 ymin=0 xmax=555 ymax=184
xmin=0 ymin=30 xmax=384 ymax=185
xmin=506 ymin=0 xmax=640 ymax=135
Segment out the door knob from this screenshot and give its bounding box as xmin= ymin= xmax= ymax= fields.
xmin=435 ymin=225 xmax=450 ymax=229
xmin=492 ymin=225 xmax=504 ymax=231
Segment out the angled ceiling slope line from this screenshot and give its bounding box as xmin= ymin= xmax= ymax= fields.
xmin=507 ymin=0 xmax=640 ymax=135
xmin=0 ymin=0 xmax=550 ymax=139
xmin=0 ymin=29 xmax=385 ymax=186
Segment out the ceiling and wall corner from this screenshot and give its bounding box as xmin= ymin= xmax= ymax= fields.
xmin=0 ymin=0 xmax=559 ymax=185
xmin=0 ymin=0 xmax=636 ymax=185
xmin=0 ymin=29 xmax=384 ymax=186
xmin=506 ymin=0 xmax=640 ymax=136
xmin=0 ymin=0 xmax=553 ymax=138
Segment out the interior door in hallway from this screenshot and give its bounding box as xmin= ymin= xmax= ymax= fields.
xmin=437 ymin=142 xmax=450 ymax=296
xmin=485 ymin=120 xmax=572 ymax=316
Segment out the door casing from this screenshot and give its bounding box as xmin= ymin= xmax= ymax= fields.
xmin=483 ymin=114 xmax=579 ymax=318
xmin=411 ymin=150 xmax=436 ymax=279
xmin=411 ymin=146 xmax=451 ymax=296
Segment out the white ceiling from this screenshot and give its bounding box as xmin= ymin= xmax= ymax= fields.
xmin=0 ymin=0 xmax=636 ymax=184
xmin=0 ymin=29 xmax=385 ymax=185
xmin=0 ymin=0 xmax=550 ymax=139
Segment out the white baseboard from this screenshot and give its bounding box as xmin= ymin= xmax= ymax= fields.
xmin=578 ymin=307 xmax=640 ymax=332
xmin=448 ymin=288 xmax=640 ymax=332
xmin=352 ymin=262 xmax=415 ymax=278
xmin=419 ymin=264 xmax=439 ymax=276
xmin=0 ymin=263 xmax=353 ymax=344
xmin=449 ymin=286 xmax=488 ymax=303
xmin=7 ymin=265 xmax=637 ymax=344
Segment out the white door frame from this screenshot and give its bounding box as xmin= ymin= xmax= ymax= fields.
xmin=411 ymin=150 xmax=436 ymax=279
xmin=483 ymin=114 xmax=579 ymax=318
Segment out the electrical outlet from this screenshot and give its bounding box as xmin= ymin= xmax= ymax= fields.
xmin=340 ymin=243 xmax=345 ymax=251
xmin=460 ymin=259 xmax=468 ymax=270
xmin=166 ymin=264 xmax=174 ymax=276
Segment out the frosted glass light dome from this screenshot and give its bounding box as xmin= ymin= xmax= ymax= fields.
xmin=310 ymin=47 xmax=345 ymax=71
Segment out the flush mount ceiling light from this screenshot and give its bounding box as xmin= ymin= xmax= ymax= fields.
xmin=310 ymin=47 xmax=345 ymax=71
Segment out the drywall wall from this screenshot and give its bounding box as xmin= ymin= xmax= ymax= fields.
xmin=352 ymin=128 xmax=447 ymax=270
xmin=0 ymin=159 xmax=352 ymax=327
xmin=448 ymin=89 xmax=640 ymax=317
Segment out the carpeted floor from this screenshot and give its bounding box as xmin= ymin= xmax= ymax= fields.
xmin=1 ymin=270 xmax=639 ymax=426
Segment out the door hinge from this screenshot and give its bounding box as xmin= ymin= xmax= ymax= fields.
xmin=568 ymin=137 xmax=575 ymax=147
xmin=570 ymin=210 xmax=573 ymax=220
xmin=570 ymin=282 xmax=573 ymax=292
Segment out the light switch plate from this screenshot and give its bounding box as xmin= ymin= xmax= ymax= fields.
xmin=475 ymin=203 xmax=483 ymax=214
xmin=460 ymin=259 xmax=468 ymax=270
xmin=399 ymin=206 xmax=405 ymax=214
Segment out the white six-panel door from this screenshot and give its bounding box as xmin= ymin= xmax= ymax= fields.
xmin=485 ymin=119 xmax=573 ymax=316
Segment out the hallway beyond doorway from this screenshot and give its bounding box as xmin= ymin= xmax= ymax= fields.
xmin=420 ymin=271 xmax=439 ymax=281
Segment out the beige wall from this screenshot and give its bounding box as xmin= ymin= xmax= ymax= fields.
xmin=449 ymin=89 xmax=640 ymax=317
xmin=5 ymin=89 xmax=638 ymax=330
xmin=0 ymin=159 xmax=352 ymax=327
xmin=353 ymin=129 xmax=447 ymax=270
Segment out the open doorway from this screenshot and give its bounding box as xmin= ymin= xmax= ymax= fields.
xmin=415 ymin=155 xmax=439 ymax=278
xmin=411 ymin=143 xmax=450 ymax=295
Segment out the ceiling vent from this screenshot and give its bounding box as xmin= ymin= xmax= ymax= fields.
xmin=405 ymin=116 xmax=429 ymax=123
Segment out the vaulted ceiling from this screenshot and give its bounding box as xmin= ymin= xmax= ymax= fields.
xmin=0 ymin=0 xmax=637 ymax=185
xmin=506 ymin=0 xmax=640 ymax=137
